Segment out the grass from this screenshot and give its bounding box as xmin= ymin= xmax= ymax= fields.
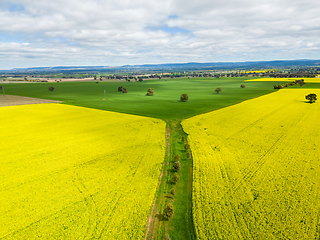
xmin=3 ymin=77 xmax=279 ymax=120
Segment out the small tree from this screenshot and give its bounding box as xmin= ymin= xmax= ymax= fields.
xmin=48 ymin=86 xmax=54 ymax=91
xmin=172 ymin=173 xmax=180 ymax=183
xmin=118 ymin=86 xmax=123 ymax=92
xmin=296 ymin=79 xmax=305 ymax=88
xmin=240 ymin=84 xmax=246 ymax=88
xmin=122 ymin=87 xmax=128 ymax=93
xmin=174 ymin=155 xmax=180 ymax=161
xmin=146 ymin=88 xmax=154 ymax=96
xmin=170 ymin=189 xmax=176 ymax=197
xmin=306 ymin=93 xmax=317 ymax=103
xmin=180 ymin=93 xmax=189 ymax=102
xmin=163 ymin=203 xmax=174 ymax=220
xmin=173 ymin=161 xmax=181 ymax=171
xmin=215 ymin=87 xmax=221 ymax=94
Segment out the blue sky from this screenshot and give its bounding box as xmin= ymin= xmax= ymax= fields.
xmin=0 ymin=0 xmax=319 ymax=69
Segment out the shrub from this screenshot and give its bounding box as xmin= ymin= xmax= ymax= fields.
xmin=118 ymin=86 xmax=123 ymax=92
xmin=182 ymin=136 xmax=185 ymax=142
xmin=164 ymin=233 xmax=171 ymax=240
xmin=274 ymin=85 xmax=283 ymax=89
xmin=146 ymin=88 xmax=154 ymax=96
xmin=187 ymin=151 xmax=191 ymax=159
xmin=163 ymin=203 xmax=174 ymax=220
xmin=184 ymin=143 xmax=190 ymax=150
xmin=174 ymin=155 xmax=180 ymax=161
xmin=240 ymin=84 xmax=246 ymax=88
xmin=0 ymin=86 xmax=2 ymax=90
xmin=180 ymin=93 xmax=189 ymax=102
xmin=48 ymin=87 xmax=54 ymax=91
xmin=122 ymin=87 xmax=128 ymax=93
xmin=172 ymin=173 xmax=180 ymax=183
xmin=170 ymin=189 xmax=176 ymax=197
xmin=173 ymin=161 xmax=181 ymax=171
xmin=215 ymin=87 xmax=222 ymax=94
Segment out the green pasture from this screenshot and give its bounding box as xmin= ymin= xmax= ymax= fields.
xmin=2 ymin=77 xmax=282 ymax=120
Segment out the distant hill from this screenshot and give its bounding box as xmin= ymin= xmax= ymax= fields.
xmin=121 ymin=60 xmax=320 ymax=70
xmin=3 ymin=59 xmax=320 ymax=73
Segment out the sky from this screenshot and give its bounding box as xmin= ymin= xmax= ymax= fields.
xmin=0 ymin=0 xmax=319 ymax=69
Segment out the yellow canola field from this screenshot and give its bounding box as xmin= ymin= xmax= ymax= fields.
xmin=245 ymin=77 xmax=320 ymax=83
xmin=182 ymin=89 xmax=320 ymax=240
xmin=0 ymin=104 xmax=166 ymax=239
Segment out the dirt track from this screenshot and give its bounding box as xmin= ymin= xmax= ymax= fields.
xmin=0 ymin=94 xmax=62 ymax=107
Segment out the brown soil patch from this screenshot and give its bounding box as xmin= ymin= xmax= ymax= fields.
xmin=0 ymin=94 xmax=62 ymax=107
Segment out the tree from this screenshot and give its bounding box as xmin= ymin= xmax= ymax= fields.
xmin=306 ymin=93 xmax=317 ymax=103
xmin=180 ymin=93 xmax=189 ymax=102
xmin=48 ymin=86 xmax=54 ymax=91
xmin=118 ymin=86 xmax=124 ymax=92
xmin=172 ymin=173 xmax=180 ymax=183
xmin=163 ymin=203 xmax=174 ymax=220
xmin=146 ymin=88 xmax=154 ymax=96
xmin=122 ymin=87 xmax=128 ymax=93
xmin=240 ymin=84 xmax=246 ymax=88
xmin=215 ymin=87 xmax=221 ymax=94
xmin=296 ymin=79 xmax=305 ymax=88
xmin=173 ymin=161 xmax=181 ymax=171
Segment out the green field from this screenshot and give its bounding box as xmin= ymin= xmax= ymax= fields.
xmin=3 ymin=77 xmax=280 ymax=120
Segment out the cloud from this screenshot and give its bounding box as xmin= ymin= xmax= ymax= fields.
xmin=0 ymin=0 xmax=319 ymax=69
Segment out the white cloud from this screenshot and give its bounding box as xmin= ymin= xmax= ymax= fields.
xmin=0 ymin=0 xmax=319 ymax=69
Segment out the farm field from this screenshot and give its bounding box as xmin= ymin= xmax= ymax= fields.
xmin=2 ymin=77 xmax=277 ymax=120
xmin=0 ymin=104 xmax=166 ymax=239
xmin=246 ymin=77 xmax=320 ymax=83
xmin=182 ymin=89 xmax=320 ymax=239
